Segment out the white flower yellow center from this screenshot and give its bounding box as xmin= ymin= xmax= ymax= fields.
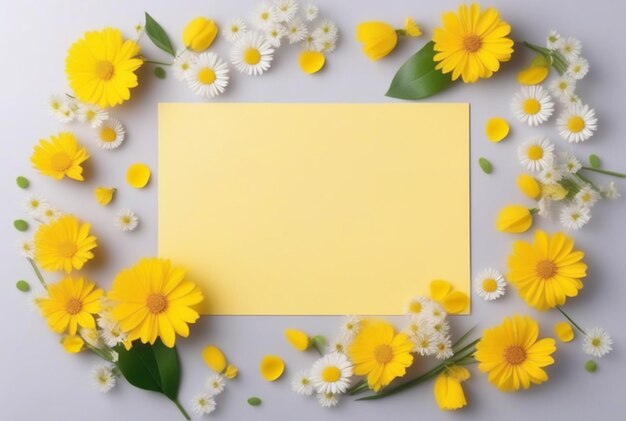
xmin=198 ymin=67 xmax=216 ymax=85
xmin=261 ymin=12 xmax=269 ymax=21
xmin=321 ymin=366 xmax=341 ymax=382
xmin=558 ymin=81 xmax=568 ymax=91
xmin=527 ymin=145 xmax=544 ymax=161
xmin=231 ymin=25 xmax=239 ymax=33
xmin=244 ymin=48 xmax=261 ymax=65
xmin=100 ymin=127 xmax=117 ymax=142
xmin=522 ymin=98 xmax=541 ymax=115
xmin=567 ymin=116 xmax=585 ymax=133
xmin=85 ymin=110 xmax=96 ymax=121
xmin=482 ymin=278 xmax=498 ymax=292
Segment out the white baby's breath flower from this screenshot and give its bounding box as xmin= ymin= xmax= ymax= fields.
xmin=191 ymin=393 xmax=216 ymax=415
xmin=557 ymin=103 xmax=598 ymax=143
xmin=97 ymin=316 xmax=127 ymax=347
xmin=18 ymin=239 xmax=35 ymax=259
xmin=560 ymin=204 xmax=591 ymax=230
xmin=566 ymin=57 xmax=589 ymax=80
xmin=77 ymin=103 xmax=109 ymax=128
xmin=560 ymin=151 xmax=582 ymax=174
xmin=550 ymin=76 xmax=576 ymax=100
xmin=583 ymin=327 xmax=613 ymax=358
xmin=115 ymin=209 xmax=139 ymax=232
xmin=91 ymin=364 xmax=116 ymax=393
xmin=206 ymin=373 xmax=226 ymax=396
xmin=560 ymin=36 xmax=582 ymax=61
xmin=172 ymin=49 xmax=198 ymax=81
xmin=575 ymin=185 xmax=600 ymax=208
xmin=265 ymin=23 xmax=287 ymax=47
xmin=286 ymin=18 xmax=308 ymax=43
xmin=305 ymin=4 xmax=319 ymax=21
xmin=273 ymin=0 xmax=298 ymax=23
xmin=474 ymin=268 xmax=506 ymax=301
xmin=291 ymin=370 xmax=314 ymax=395
xmin=601 ymin=181 xmax=620 ymax=199
xmin=546 ymin=30 xmax=564 ymax=50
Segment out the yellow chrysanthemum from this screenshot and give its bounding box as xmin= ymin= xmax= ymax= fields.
xmin=475 ymin=315 xmax=556 ymax=392
xmin=433 ymin=365 xmax=471 ymax=410
xmin=66 ymin=28 xmax=143 ymax=108
xmin=108 ymin=258 xmax=204 ymax=348
xmin=35 ymin=215 xmax=97 ymax=273
xmin=433 ymin=3 xmax=514 ymax=83
xmin=38 ymin=277 xmax=103 ymax=335
xmin=507 ymin=230 xmax=587 ymax=310
xmin=31 ymin=132 xmax=89 ymax=181
xmin=348 ymin=321 xmax=414 ymax=392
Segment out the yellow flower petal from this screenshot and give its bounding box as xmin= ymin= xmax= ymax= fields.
xmin=224 ymin=364 xmax=239 ymax=379
xmin=94 ymin=186 xmax=116 ymax=206
xmin=202 ymin=345 xmax=227 ymax=373
xmin=485 ymin=117 xmax=510 ymax=142
xmin=356 ymin=21 xmax=398 ymax=60
xmin=298 ymin=51 xmax=325 ymax=74
xmin=61 ymin=335 xmax=84 ymax=353
xmin=554 ymin=322 xmax=574 ymax=342
xmin=430 ymin=279 xmax=452 ymax=301
xmin=442 ymin=291 xmax=469 ymax=314
xmin=517 ymin=66 xmax=549 ymax=86
xmin=182 ymin=17 xmax=218 ymax=52
xmin=284 ymin=328 xmax=310 ymax=351
xmin=516 ymin=174 xmax=541 ymax=200
xmin=126 ymin=163 xmax=151 ymax=188
xmin=496 ymin=205 xmax=533 ymax=233
xmin=403 ymin=18 xmax=422 ymax=37
xmin=259 ymin=355 xmax=285 ymax=381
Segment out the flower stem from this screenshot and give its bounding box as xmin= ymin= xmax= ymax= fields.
xmin=555 ymin=305 xmax=586 ymax=335
xmin=143 ymin=59 xmax=172 ymax=66
xmin=574 ymin=173 xmax=600 ymax=192
xmin=171 ymin=398 xmax=191 ymax=420
xmin=521 ymin=41 xmax=567 ymax=74
xmin=27 ymin=258 xmax=47 ymax=289
xmin=86 ymin=344 xmax=114 ymax=363
xmin=581 ymin=166 xmax=626 ymax=178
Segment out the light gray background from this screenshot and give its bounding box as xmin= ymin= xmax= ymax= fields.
xmin=1 ymin=0 xmax=625 ymax=420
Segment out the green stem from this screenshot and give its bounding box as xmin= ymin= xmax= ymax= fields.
xmin=451 ymin=325 xmax=477 ymax=351
xmin=143 ymin=59 xmax=172 ymax=66
xmin=574 ymin=173 xmax=600 ymax=192
xmin=27 ymin=258 xmax=47 ymax=289
xmin=395 ymin=29 xmax=407 ymax=36
xmin=556 ymin=305 xmax=586 ymax=335
xmin=86 ymin=345 xmax=114 ymax=363
xmin=347 ymin=380 xmax=369 ymax=395
xmin=581 ymin=167 xmax=626 ymax=178
xmin=171 ymin=398 xmax=191 ymax=420
xmin=521 ymin=41 xmax=566 ymax=74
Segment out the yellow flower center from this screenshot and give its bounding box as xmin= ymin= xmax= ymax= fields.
xmin=522 ymin=98 xmax=541 ymax=115
xmin=95 ymin=60 xmax=114 ymax=81
xmin=537 ymin=260 xmax=557 ymax=279
xmin=567 ymin=116 xmax=585 ymax=133
xmin=181 ymin=62 xmax=189 ymax=71
xmin=261 ymin=12 xmax=269 ymax=20
xmin=482 ymin=278 xmax=498 ymax=292
xmin=504 ymin=345 xmax=526 ymax=365
xmin=527 ymin=145 xmax=544 ymax=161
xmin=65 ymin=298 xmax=83 ymax=315
xmin=85 ymin=110 xmax=96 ymax=121
xmin=231 ymin=25 xmax=239 ymax=33
xmin=408 ymin=301 xmax=422 ymax=313
xmin=58 ymin=240 xmax=77 ymax=258
xmin=321 ymin=366 xmax=341 ymax=382
xmin=99 ymin=127 xmax=117 ymax=142
xmin=122 ymin=216 xmax=131 ymax=224
xmin=558 ymin=81 xmax=568 ymax=91
xmin=374 ymin=344 xmax=393 ymax=363
xmin=462 ymin=34 xmax=482 ymax=52
xmin=146 ymin=293 xmax=167 ymax=313
xmin=591 ymin=338 xmax=601 ymax=347
xmin=198 ymin=67 xmax=216 ymax=85
xmin=50 ymin=152 xmax=72 ymax=172
xmin=244 ymin=48 xmax=261 ymax=65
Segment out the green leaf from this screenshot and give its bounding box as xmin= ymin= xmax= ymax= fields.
xmin=530 ymin=53 xmax=549 ymax=67
xmin=144 ymin=12 xmax=175 ymax=57
xmin=247 ymin=397 xmax=262 ymax=406
xmin=16 ymin=176 xmax=29 ymax=189
xmin=589 ymin=154 xmax=601 ymax=169
xmin=479 ymin=157 xmax=493 ymax=174
xmin=14 ymin=219 xmax=28 ymax=231
xmin=386 ymin=41 xmax=454 ymax=100
xmin=585 ymin=360 xmax=598 ymax=373
xmin=311 ymin=335 xmax=327 ymax=355
xmin=154 ymin=66 xmax=166 ymax=79
xmin=16 ymin=280 xmax=30 ymax=292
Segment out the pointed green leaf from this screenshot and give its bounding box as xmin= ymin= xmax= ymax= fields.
xmin=589 ymin=154 xmax=601 ymax=169
xmin=152 ymin=339 xmax=181 ymax=401
xmin=145 ymin=12 xmax=175 ymax=57
xmin=386 ymin=41 xmax=454 ymax=100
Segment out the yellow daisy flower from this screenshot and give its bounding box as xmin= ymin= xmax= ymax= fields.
xmin=30 ymin=132 xmax=89 ymax=181
xmin=35 ymin=215 xmax=97 ymax=273
xmin=38 ymin=277 xmax=103 ymax=335
xmin=66 ymin=28 xmax=143 ymax=108
xmin=475 ymin=315 xmax=556 ymax=392
xmin=432 ymin=3 xmax=514 ymax=83
xmin=348 ymin=321 xmax=414 ymax=392
xmin=108 ymin=258 xmax=204 ymax=348
xmin=507 ymin=230 xmax=587 ymax=310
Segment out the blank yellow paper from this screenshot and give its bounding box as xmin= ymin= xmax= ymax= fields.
xmin=159 ymin=103 xmax=469 ymax=315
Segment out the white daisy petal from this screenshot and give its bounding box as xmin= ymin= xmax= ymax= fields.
xmin=186 ymin=52 xmax=230 ymax=98
xmin=231 ymin=32 xmax=274 ymax=76
xmin=511 ymin=85 xmax=555 ymax=126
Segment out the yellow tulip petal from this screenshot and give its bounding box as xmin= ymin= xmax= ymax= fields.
xmin=259 ymin=355 xmax=285 ymax=381
xmin=61 ymin=335 xmax=84 ymax=353
xmin=516 ymin=174 xmax=541 ymax=200
xmin=430 ymin=279 xmax=452 ymax=301
xmin=284 ymin=328 xmax=310 ymax=351
xmin=202 ymin=345 xmax=227 ymax=373
xmin=554 ymin=321 xmax=574 ymax=342
xmin=496 ymin=205 xmax=533 ymax=233
xmin=485 ymin=117 xmax=510 ymax=142
xmin=299 ymin=51 xmax=325 ymax=74
xmin=224 ymin=364 xmax=239 ymax=379
xmin=403 ymin=18 xmax=422 ymax=37
xmin=126 ymin=163 xmax=151 ymax=188
xmin=442 ymin=291 xmax=469 ymax=314
xmin=94 ymin=186 xmax=116 ymax=206
xmin=517 ymin=66 xmax=549 ymax=86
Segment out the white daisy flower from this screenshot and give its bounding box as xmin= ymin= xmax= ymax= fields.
xmin=316 ymin=19 xmax=338 ymax=39
xmin=172 ymin=49 xmax=198 ymax=81
xmin=29 ymin=288 xmax=47 ymax=313
xmin=561 ymin=93 xmax=581 ymax=106
xmin=433 ymin=334 xmax=454 ymax=360
xmin=54 ymin=100 xmax=77 ymax=124
xmin=474 ymin=268 xmax=506 ymax=301
xmin=251 ymin=2 xmax=278 ymax=29
xmin=575 ymin=185 xmax=600 ymax=208
xmin=432 ymin=320 xmax=451 ymax=336
xmin=265 ymin=23 xmax=287 ymax=47
xmin=317 ymin=392 xmax=339 ymax=408
xmin=79 ymin=328 xmax=102 ymax=348
xmin=206 ymin=373 xmax=226 ymax=396
xmin=317 ymin=37 xmax=337 ymax=53
xmin=566 ymin=57 xmax=589 ymax=80
xmin=310 ymin=352 xmax=352 ymax=394
xmin=115 ymin=209 xmax=139 ymax=232
xmin=549 ymin=76 xmax=576 ymax=100
xmin=91 ymin=364 xmax=116 ymax=393
xmin=340 ymin=315 xmax=361 ymax=340
xmin=518 ymin=137 xmax=555 ymax=172
xmin=405 ymin=296 xmax=432 ymax=316
xmin=327 ymin=338 xmax=348 ymax=354
xmin=96 ymin=118 xmax=125 ymax=149
xmin=601 ymin=181 xmax=620 ymax=199
xmin=557 ymin=103 xmax=598 ymax=143
xmin=18 ymin=239 xmax=35 ymax=259
xmin=97 ymin=316 xmax=127 ymax=347
xmin=224 ymin=18 xmax=248 ymax=43
xmin=537 ymin=197 xmax=552 ymax=220
xmin=303 ymin=32 xmax=323 ymax=51
xmin=404 ymin=314 xmax=434 ymax=338
xmin=47 ymin=95 xmax=64 ymax=118
xmin=291 ymin=370 xmax=314 ymax=395
xmin=24 ymin=194 xmax=47 ymax=216
xmin=539 ymin=165 xmax=563 ymax=184
xmin=231 ymin=32 xmax=274 ymax=76
xmin=412 ymin=331 xmax=437 ymax=356
xmin=546 ymin=30 xmax=564 ymax=50
xmin=186 ymin=52 xmax=230 ymax=98
xmin=560 ymin=151 xmax=582 ymax=174
xmin=559 ymin=37 xmax=582 ymax=61
xmin=191 ymin=393 xmax=216 ymax=415
xmin=583 ymin=327 xmax=613 ymax=358
xmin=305 ymin=4 xmax=319 ymax=21
xmin=426 ymin=301 xmax=447 ymax=324
xmin=511 ymin=85 xmax=554 ymax=126
xmin=560 ymin=204 xmax=591 ymax=230
xmin=40 ymin=204 xmax=62 ymax=223
xmin=273 ymin=0 xmax=298 ymax=22
xmin=286 ymin=18 xmax=308 ymax=43
xmin=77 ymin=103 xmax=109 ymax=128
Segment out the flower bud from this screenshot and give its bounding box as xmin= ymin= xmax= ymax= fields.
xmin=183 ymin=17 xmax=218 ymax=52
xmin=356 ymin=21 xmax=398 ymax=60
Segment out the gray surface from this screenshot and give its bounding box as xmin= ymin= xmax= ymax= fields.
xmin=1 ymin=0 xmax=625 ymax=419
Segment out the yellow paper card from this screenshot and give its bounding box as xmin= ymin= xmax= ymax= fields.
xmin=158 ymin=103 xmax=470 ymax=315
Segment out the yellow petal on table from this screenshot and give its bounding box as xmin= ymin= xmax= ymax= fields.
xmin=403 ymin=17 xmax=422 ymax=37
xmin=126 ymin=163 xmax=151 ymax=189
xmin=517 ymin=66 xmax=549 ymax=86
xmin=284 ymin=328 xmax=310 ymax=351
xmin=554 ymin=321 xmax=574 ymax=342
xmin=430 ymin=279 xmax=453 ymax=302
xmin=202 ymin=345 xmax=227 ymax=373
xmin=516 ymin=174 xmax=541 ymax=200
xmin=496 ymin=205 xmax=533 ymax=233
xmin=260 ymin=355 xmax=285 ymax=381
xmin=61 ymin=335 xmax=84 ymax=353
xmin=485 ymin=117 xmax=510 ymax=142
xmin=94 ymin=187 xmax=116 ymax=206
xmin=224 ymin=364 xmax=239 ymax=379
xmin=299 ymin=51 xmax=325 ymax=74
xmin=442 ymin=291 xmax=469 ymax=314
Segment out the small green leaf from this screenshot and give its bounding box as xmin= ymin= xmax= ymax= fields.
xmin=16 ymin=176 xmax=29 ymax=189
xmin=16 ymin=280 xmax=30 ymax=292
xmin=144 ymin=12 xmax=176 ymax=57
xmin=247 ymin=397 xmax=262 ymax=406
xmin=479 ymin=157 xmax=493 ymax=174
xmin=585 ymin=360 xmax=597 ymax=373
xmin=14 ymin=219 xmax=28 ymax=231
xmin=589 ymin=154 xmax=601 ymax=169
xmin=154 ymin=66 xmax=166 ymax=79
xmin=386 ymin=41 xmax=454 ymax=100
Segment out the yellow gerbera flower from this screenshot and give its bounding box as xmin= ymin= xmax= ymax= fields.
xmin=30 ymin=132 xmax=89 ymax=181
xmin=432 ymin=3 xmax=514 ymax=83
xmin=66 ymin=28 xmax=143 ymax=108
xmin=507 ymin=230 xmax=587 ymax=310
xmin=35 ymin=215 xmax=97 ymax=273
xmin=38 ymin=277 xmax=103 ymax=335
xmin=348 ymin=321 xmax=414 ymax=391
xmin=433 ymin=365 xmax=471 ymax=410
xmin=475 ymin=315 xmax=556 ymax=392
xmin=108 ymin=258 xmax=204 ymax=348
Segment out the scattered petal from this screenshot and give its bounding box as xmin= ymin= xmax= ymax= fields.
xmin=260 ymin=355 xmax=285 ymax=381
xmin=202 ymin=345 xmax=227 ymax=373
xmin=299 ymin=50 xmax=325 ymax=74
xmin=485 ymin=117 xmax=509 ymax=142
xmin=126 ymin=163 xmax=151 ymax=188
xmin=94 ymin=187 xmax=116 ymax=206
xmin=554 ymin=322 xmax=574 ymax=342
xmin=284 ymin=328 xmax=310 ymax=351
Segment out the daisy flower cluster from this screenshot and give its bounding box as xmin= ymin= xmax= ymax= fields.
xmin=18 ymin=194 xmax=62 ymax=260
xmin=403 ymin=296 xmax=454 ymax=359
xmin=190 ymin=373 xmax=226 ymax=416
